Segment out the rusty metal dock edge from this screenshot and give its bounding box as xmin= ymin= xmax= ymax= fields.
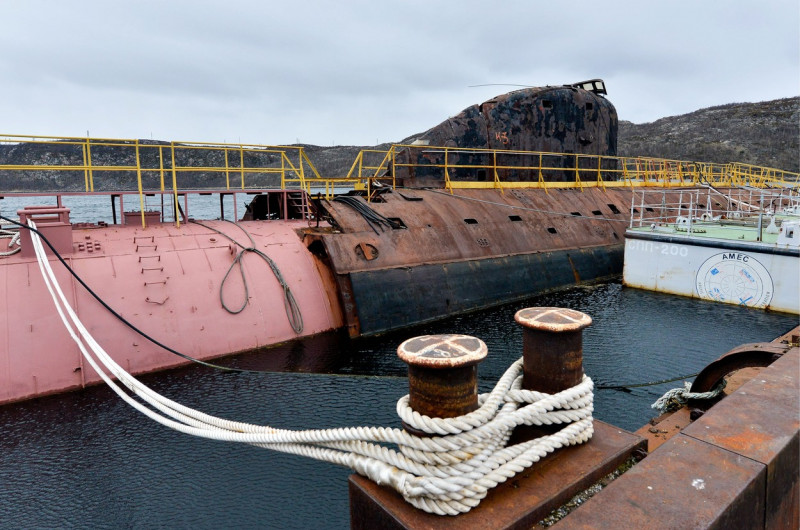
xmin=559 ymin=342 xmax=799 ymax=529
xmin=349 ymin=339 xmax=798 ymax=529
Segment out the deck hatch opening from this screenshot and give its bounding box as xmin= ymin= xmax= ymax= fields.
xmin=508 ymin=215 xmax=522 ymax=222
xmin=307 ymin=239 xmax=328 ymax=259
xmin=547 ymin=227 xmax=557 ymax=234
xmin=592 ymin=210 xmax=603 ymax=216
xmin=571 ymin=212 xmax=582 ymax=216
xmin=607 ymin=204 xmax=621 ymax=214
xmin=464 ymin=218 xmax=479 ymax=225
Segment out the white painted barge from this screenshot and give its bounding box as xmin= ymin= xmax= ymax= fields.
xmin=623 ymin=187 xmax=799 ymax=313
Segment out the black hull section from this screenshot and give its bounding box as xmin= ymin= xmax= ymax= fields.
xmin=349 ymin=244 xmax=623 ymax=336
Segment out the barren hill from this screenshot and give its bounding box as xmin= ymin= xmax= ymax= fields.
xmin=0 ymin=96 xmax=797 ymax=192
xmin=305 ymin=97 xmax=799 ymax=176
xmin=617 ymin=97 xmax=798 ymax=172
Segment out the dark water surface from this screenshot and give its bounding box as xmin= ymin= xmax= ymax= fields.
xmin=0 ymin=281 xmax=796 ymax=529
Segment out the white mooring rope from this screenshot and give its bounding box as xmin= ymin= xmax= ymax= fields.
xmin=651 ymin=380 xmax=727 ymax=413
xmin=0 ymin=228 xmax=21 ymax=256
xmin=28 ymin=220 xmax=594 ymax=516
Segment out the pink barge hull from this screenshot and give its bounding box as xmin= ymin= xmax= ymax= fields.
xmin=0 ymin=219 xmax=344 ymax=405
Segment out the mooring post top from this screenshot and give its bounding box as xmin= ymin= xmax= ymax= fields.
xmin=514 ymin=307 xmax=592 ymax=333
xmin=397 ymin=334 xmax=488 ymax=368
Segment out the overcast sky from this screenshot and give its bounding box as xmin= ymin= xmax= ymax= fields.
xmin=2 ymin=1 xmax=797 ymax=146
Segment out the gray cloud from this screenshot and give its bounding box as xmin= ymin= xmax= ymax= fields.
xmin=0 ymin=0 xmax=797 ymax=146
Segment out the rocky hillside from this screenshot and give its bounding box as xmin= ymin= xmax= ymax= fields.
xmin=310 ymin=97 xmax=799 ymax=175
xmin=0 ymin=97 xmax=797 ymax=192
xmin=618 ymin=97 xmax=798 ymax=172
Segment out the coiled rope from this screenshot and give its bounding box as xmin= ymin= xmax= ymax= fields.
xmin=28 ymin=218 xmax=593 ymax=516
xmin=190 ymin=219 xmax=303 ymax=333
xmin=0 ymin=228 xmax=21 ymax=256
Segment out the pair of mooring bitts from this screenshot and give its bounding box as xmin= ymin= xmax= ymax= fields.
xmin=395 ymin=307 xmax=592 ymax=434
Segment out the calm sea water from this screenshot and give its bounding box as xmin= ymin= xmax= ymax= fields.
xmin=0 ymin=195 xmax=797 ymax=528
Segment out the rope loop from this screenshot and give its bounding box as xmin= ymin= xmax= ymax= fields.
xmin=191 ymin=219 xmax=303 ymax=333
xmin=0 ymin=228 xmax=21 ymax=256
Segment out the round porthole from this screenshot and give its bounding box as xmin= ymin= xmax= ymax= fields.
xmin=354 ymin=242 xmax=379 ymax=261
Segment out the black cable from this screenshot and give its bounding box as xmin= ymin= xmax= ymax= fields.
xmin=0 ymin=214 xmax=281 ymax=375
xmin=596 ymin=372 xmax=700 ymax=391
xmin=332 ymin=195 xmax=405 ymax=234
xmin=189 ymin=219 xmax=303 ymax=333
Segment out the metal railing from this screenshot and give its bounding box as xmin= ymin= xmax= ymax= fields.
xmin=0 ymin=134 xmax=329 ymax=226
xmin=628 ymin=187 xmax=800 ymax=231
xmin=345 ymin=144 xmax=799 ymax=196
xmin=1 ymin=135 xmax=797 ymax=220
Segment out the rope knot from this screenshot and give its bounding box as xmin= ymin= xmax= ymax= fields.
xmin=651 ymin=379 xmax=727 ymax=413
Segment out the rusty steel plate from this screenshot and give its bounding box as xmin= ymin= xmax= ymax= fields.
xmin=690 ymin=342 xmax=791 ymax=394
xmin=684 ymin=348 xmax=799 ymax=466
xmin=561 ymin=434 xmax=767 ymax=529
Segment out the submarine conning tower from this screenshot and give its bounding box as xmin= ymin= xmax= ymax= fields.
xmin=392 ymin=79 xmax=617 ymax=187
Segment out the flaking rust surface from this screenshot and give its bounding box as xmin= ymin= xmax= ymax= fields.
xmin=558 ymin=434 xmax=766 ymax=529
xmin=683 ymin=347 xmax=799 ymax=464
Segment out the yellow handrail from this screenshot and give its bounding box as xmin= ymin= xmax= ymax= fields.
xmin=0 ymin=134 xmax=796 ymax=217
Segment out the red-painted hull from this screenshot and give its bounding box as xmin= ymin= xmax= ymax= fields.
xmin=0 ymin=219 xmax=343 ymax=405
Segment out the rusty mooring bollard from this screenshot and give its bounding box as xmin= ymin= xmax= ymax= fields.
xmin=397 ymin=334 xmax=487 ymax=435
xmin=514 ymin=307 xmax=592 ymax=394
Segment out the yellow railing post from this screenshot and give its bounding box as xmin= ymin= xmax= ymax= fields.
xmin=390 ymin=145 xmax=396 ymax=189
xmin=297 ymin=148 xmax=307 ymax=192
xmin=82 ymin=139 xmax=89 ymax=191
xmin=239 ymin=145 xmax=245 ymax=189
xmin=86 ymin=137 xmax=94 ymax=192
xmin=344 ymin=151 xmax=364 ymax=181
xmin=538 ymin=153 xmax=548 ymax=194
xmin=623 ymin=158 xmax=633 ymax=188
xmin=170 ymin=142 xmax=180 ymax=227
xmin=538 ymin=153 xmax=544 ymax=184
xmin=281 ymin=152 xmax=286 ymax=189
xmin=574 ymin=154 xmax=582 ymax=191
xmin=493 ymin=150 xmax=501 ymax=190
xmin=444 ymin=148 xmax=452 ymax=193
xmin=224 ymin=149 xmax=230 ymax=190
xmin=596 ymin=155 xmax=606 ymax=190
xmin=299 ymin=149 xmax=324 ymax=180
xmin=158 ymin=146 xmax=165 ymax=192
xmin=135 ymin=140 xmax=146 ymax=228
